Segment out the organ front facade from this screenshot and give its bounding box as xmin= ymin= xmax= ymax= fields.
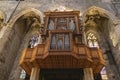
xmin=20 ymin=11 xmax=105 ymax=80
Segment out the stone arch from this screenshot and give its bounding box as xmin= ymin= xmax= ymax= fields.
xmin=83 ymin=6 xmax=115 ymax=34
xmin=7 ymin=8 xmax=44 ymax=28
xmin=0 ymin=8 xmax=44 ymax=38
xmin=83 ymin=6 xmax=120 ymax=80
xmin=83 ymin=6 xmax=111 ymax=51
xmin=4 ymin=8 xmax=44 ymax=47
xmin=83 ymin=6 xmax=115 ymax=32
xmin=82 ymin=6 xmax=117 ymax=48
xmin=84 ymin=6 xmax=120 ymax=34
xmin=0 ymin=8 xmax=44 ymax=80
xmin=82 ymin=6 xmax=116 ymax=20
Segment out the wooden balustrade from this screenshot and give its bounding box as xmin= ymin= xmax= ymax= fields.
xmin=20 ymin=42 xmax=105 ymax=75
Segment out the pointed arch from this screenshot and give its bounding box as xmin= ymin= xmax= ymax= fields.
xmin=7 ymin=8 xmax=44 ymax=28
xmin=83 ymin=6 xmax=115 ymax=35
xmin=86 ymin=29 xmax=99 ymax=39
xmin=82 ymin=6 xmax=116 ymax=21
xmin=86 ymin=30 xmax=100 ymax=48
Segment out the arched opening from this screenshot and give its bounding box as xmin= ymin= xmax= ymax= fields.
xmin=86 ymin=32 xmax=99 ymax=48
xmin=100 ymin=67 xmax=108 ymax=80
xmin=0 ymin=9 xmax=44 ymax=80
xmin=83 ymin=6 xmax=120 ymax=80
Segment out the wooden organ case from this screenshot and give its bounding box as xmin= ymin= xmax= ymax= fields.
xmin=20 ymin=11 xmax=105 ymax=77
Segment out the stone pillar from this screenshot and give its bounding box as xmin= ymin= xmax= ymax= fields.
xmin=38 ymin=34 xmax=42 ymax=44
xmin=84 ymin=68 xmax=94 ymax=80
xmin=30 ymin=67 xmax=40 ymax=80
xmin=82 ymin=27 xmax=87 ymax=45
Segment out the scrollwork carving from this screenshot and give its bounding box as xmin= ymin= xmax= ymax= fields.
xmin=84 ymin=7 xmax=108 ymax=29
xmin=30 ymin=17 xmax=42 ymax=34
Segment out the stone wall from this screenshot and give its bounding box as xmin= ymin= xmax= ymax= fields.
xmin=0 ymin=0 xmax=117 ymax=22
xmin=8 ymin=31 xmax=32 ymax=80
xmin=0 ymin=0 xmax=120 ymax=80
xmin=0 ymin=17 xmax=27 ymax=80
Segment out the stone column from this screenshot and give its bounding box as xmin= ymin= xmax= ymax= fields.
xmin=82 ymin=27 xmax=87 ymax=45
xmin=30 ymin=67 xmax=40 ymax=80
xmin=84 ymin=68 xmax=94 ymax=80
xmin=38 ymin=34 xmax=42 ymax=44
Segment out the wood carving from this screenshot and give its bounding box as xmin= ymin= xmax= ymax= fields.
xmin=19 ymin=11 xmax=105 ymax=75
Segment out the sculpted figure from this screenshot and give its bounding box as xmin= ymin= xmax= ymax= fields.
xmin=28 ymin=34 xmax=39 ymax=48
xmin=30 ymin=18 xmax=42 ymax=34
xmin=84 ymin=16 xmax=98 ymax=28
xmin=84 ymin=6 xmax=108 ymax=29
xmin=28 ymin=18 xmax=42 ymax=48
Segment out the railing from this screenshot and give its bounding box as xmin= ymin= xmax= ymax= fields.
xmin=20 ymin=35 xmax=105 ymax=74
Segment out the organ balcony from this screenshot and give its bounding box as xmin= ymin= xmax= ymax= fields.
xmin=19 ymin=34 xmax=105 ymax=75
xmin=19 ymin=11 xmax=105 ymax=75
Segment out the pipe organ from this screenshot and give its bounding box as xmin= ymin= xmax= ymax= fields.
xmin=20 ymin=11 xmax=105 ymax=80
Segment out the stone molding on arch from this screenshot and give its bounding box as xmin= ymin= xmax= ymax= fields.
xmin=82 ymin=6 xmax=117 ymax=33
xmin=82 ymin=6 xmax=116 ymax=21
xmin=7 ymin=8 xmax=44 ymax=28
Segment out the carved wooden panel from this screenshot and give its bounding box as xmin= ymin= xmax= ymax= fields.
xmin=25 ymin=48 xmax=33 ymax=59
xmin=37 ymin=44 xmax=45 ymax=56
